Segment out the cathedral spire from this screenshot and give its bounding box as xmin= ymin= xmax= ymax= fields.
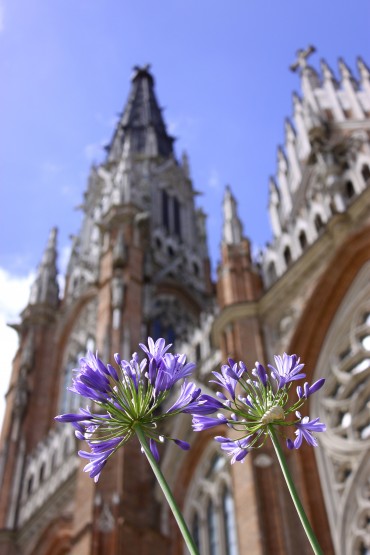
xmin=29 ymin=227 xmax=59 ymax=307
xmin=222 ymin=185 xmax=244 ymax=245
xmin=358 ymin=57 xmax=370 ymax=97
xmin=107 ymin=64 xmax=175 ymax=161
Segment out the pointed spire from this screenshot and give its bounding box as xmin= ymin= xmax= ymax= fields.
xmin=268 ymin=177 xmax=282 ymax=237
xmin=29 ymin=228 xmax=59 ymax=307
xmin=292 ymin=92 xmax=311 ymax=158
xmin=338 ymin=58 xmax=357 ymax=83
xmin=222 ymin=185 xmax=244 ymax=245
xmin=181 ymin=151 xmax=191 ymax=179
xmin=285 ymin=118 xmax=295 ymax=142
xmin=320 ymin=58 xmax=345 ymax=122
xmin=108 ymin=65 xmax=174 ymax=161
xmin=339 ymin=58 xmax=364 ymax=119
xmin=321 ymin=59 xmax=338 ymax=85
xmin=276 ymin=147 xmax=292 ymax=213
xmin=357 ymin=57 xmax=370 ymax=80
xmin=357 ymin=57 xmax=370 ymax=99
xmin=284 ymin=121 xmax=301 ymax=191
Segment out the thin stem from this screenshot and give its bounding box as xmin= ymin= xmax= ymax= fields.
xmin=268 ymin=426 xmax=323 ymax=555
xmin=135 ymin=426 xmax=199 ymax=555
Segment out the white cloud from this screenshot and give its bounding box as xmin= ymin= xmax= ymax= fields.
xmin=0 ymin=268 xmax=34 ymax=431
xmin=208 ymin=169 xmax=221 ymax=190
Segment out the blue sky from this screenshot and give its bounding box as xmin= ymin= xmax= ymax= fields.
xmin=0 ymin=1 xmax=369 ymax=424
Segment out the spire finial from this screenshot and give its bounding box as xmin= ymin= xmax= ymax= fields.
xmin=290 ymin=45 xmax=316 ymax=73
xmin=222 ymin=185 xmax=244 ymax=245
xmin=29 ymin=227 xmax=59 ymax=307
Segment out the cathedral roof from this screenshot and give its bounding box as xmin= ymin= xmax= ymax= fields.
xmin=108 ymin=64 xmax=175 ymax=160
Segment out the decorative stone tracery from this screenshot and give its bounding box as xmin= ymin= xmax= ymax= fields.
xmin=312 ymin=261 xmax=370 ymax=554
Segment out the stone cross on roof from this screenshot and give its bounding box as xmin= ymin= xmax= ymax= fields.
xmin=290 ymin=45 xmax=316 ymax=72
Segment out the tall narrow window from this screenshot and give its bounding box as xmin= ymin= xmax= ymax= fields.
xmin=173 ymin=197 xmax=182 ymax=238
xmin=184 ymin=447 xmax=239 ymax=555
xmin=192 ymin=512 xmax=201 ymax=552
xmin=222 ymin=486 xmax=238 ymax=555
xmin=207 ymin=500 xmax=219 ymax=555
xmin=162 ymin=190 xmax=169 ymax=231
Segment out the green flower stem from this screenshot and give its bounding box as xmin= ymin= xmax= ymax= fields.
xmin=135 ymin=426 xmax=199 ymax=555
xmin=268 ymin=426 xmax=323 ymax=555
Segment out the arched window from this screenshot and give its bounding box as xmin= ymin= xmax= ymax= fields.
xmin=345 ymin=180 xmax=355 ymax=199
xmin=184 ymin=447 xmax=239 ymax=555
xmin=314 ymin=214 xmax=324 ymax=233
xmin=283 ymin=246 xmax=292 ymax=267
xmin=267 ymin=261 xmax=277 ymax=284
xmin=312 ymin=261 xmax=370 ymax=554
xmin=299 ymin=231 xmax=308 ymax=251
xmin=361 ymin=164 xmax=370 ymax=184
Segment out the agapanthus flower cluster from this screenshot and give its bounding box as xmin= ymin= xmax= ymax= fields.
xmin=191 ymin=353 xmax=326 ymax=463
xmin=55 ymin=338 xmax=217 ymax=482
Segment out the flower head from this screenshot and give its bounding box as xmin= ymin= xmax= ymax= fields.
xmin=268 ymin=353 xmax=306 ymax=389
xmin=287 ymin=412 xmax=326 ymax=449
xmin=55 ymin=338 xmax=205 ymax=481
xmin=191 ymin=354 xmax=326 ymax=463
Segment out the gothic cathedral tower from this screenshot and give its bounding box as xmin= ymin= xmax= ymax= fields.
xmin=0 ymin=65 xmax=214 ymax=555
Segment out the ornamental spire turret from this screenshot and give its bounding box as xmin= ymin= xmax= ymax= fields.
xmin=358 ymin=57 xmax=370 ymax=98
xmin=107 ymin=64 xmax=175 ymax=162
xmin=320 ymin=59 xmax=345 ymax=122
xmin=339 ymin=58 xmax=364 ymax=119
xmin=29 ymin=227 xmax=59 ymax=308
xmin=222 ymin=185 xmax=244 ymax=245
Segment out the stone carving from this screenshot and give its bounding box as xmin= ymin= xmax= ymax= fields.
xmin=312 ymin=262 xmax=370 ymax=554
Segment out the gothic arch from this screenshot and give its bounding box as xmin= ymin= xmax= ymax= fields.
xmin=51 ymin=291 xmax=98 ymax=419
xmin=288 ymin=223 xmax=370 ymax=554
xmin=28 ymin=516 xmax=72 ymax=555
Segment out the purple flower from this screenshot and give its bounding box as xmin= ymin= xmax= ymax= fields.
xmin=149 ymin=439 xmax=160 ymax=462
xmin=268 ymin=353 xmax=306 ymax=389
xmin=139 ymin=337 xmax=172 ymax=363
xmin=252 ymin=362 xmax=268 ymax=387
xmin=211 ymin=361 xmax=246 ymax=400
xmin=297 ymin=378 xmax=325 ymax=399
xmin=157 ymin=353 xmax=195 ymax=391
xmin=183 ymin=394 xmax=225 ymax=415
xmin=79 ymin=436 xmax=124 ymax=482
xmin=192 ymin=351 xmax=326 ymax=464
xmin=55 ymin=412 xmax=93 ymax=423
xmin=291 ymin=412 xmax=326 ymax=449
xmin=192 ymin=414 xmax=228 ymax=431
xmin=215 ymin=436 xmax=252 ymax=464
xmin=174 ymin=439 xmax=190 ymax=450
xmin=166 ymin=381 xmax=202 ymax=414
xmin=55 ymin=338 xmax=202 ymax=480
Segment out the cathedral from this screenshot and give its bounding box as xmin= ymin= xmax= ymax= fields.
xmin=1 ymin=49 xmax=370 ymax=555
